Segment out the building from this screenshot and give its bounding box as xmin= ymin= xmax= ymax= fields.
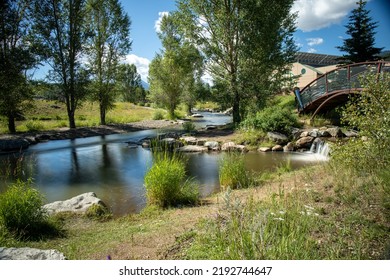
xmin=292 ymin=52 xmax=340 ymax=88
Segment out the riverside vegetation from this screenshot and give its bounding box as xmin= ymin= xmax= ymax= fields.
xmin=0 ymin=74 xmax=389 ymax=260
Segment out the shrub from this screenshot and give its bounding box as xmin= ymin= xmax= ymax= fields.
xmin=25 ymin=120 xmax=45 ymax=132
xmin=0 ymin=180 xmax=53 ymax=239
xmin=144 ymin=152 xmax=198 ymax=208
xmin=219 ymin=152 xmax=254 ymax=190
xmin=152 ymin=109 xmax=166 ymax=120
xmin=241 ymin=105 xmax=299 ymax=134
xmin=182 ymin=121 xmax=196 ymax=132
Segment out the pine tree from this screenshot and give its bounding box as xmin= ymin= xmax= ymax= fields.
xmin=337 ymin=0 xmax=383 ymax=63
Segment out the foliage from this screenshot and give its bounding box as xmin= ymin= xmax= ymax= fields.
xmin=0 ymin=0 xmax=36 ymax=133
xmin=144 ymin=152 xmax=199 ymax=208
xmin=85 ymin=203 xmax=112 ymax=221
xmin=219 ymin=152 xmax=254 ymax=190
xmin=240 ymin=105 xmax=299 ymax=134
xmin=175 ymin=0 xmax=297 ymax=124
xmin=182 ymin=121 xmax=196 ymax=132
xmin=0 ymin=180 xmax=60 ymax=239
xmin=85 ymin=0 xmax=131 ymax=125
xmin=152 ymin=109 xmax=166 ymax=120
xmin=31 ymin=0 xmax=90 ymax=129
xmin=337 ymin=0 xmax=383 ymax=63
xmin=333 ymin=73 xmax=390 ymax=172
xmin=117 ymin=64 xmax=145 ymax=103
xmin=148 ymin=14 xmax=203 ymax=119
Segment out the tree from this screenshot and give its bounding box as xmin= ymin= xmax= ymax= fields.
xmin=175 ymin=0 xmax=297 ymax=124
xmin=337 ymin=0 xmax=383 ymax=63
xmin=148 ymin=14 xmax=203 ymax=119
xmin=0 ymin=0 xmax=36 ymax=133
xmin=117 ymin=63 xmax=144 ymax=103
xmin=32 ymin=0 xmax=89 ymax=129
xmin=85 ymin=0 xmax=131 ymax=125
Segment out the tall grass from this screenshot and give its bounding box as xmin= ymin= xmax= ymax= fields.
xmin=144 ymin=151 xmax=199 ymax=208
xmin=219 ymin=152 xmax=254 ymax=190
xmin=0 ymin=180 xmax=61 ymax=240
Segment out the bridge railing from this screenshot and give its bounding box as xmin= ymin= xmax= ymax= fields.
xmin=297 ymin=61 xmax=390 ymax=112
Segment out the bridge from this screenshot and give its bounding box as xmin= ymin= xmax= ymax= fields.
xmin=295 ymin=61 xmax=390 ymax=120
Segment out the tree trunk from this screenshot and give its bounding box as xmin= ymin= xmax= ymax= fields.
xmin=100 ymin=104 xmax=106 ymax=125
xmin=7 ymin=114 xmax=16 ymax=134
xmin=68 ymin=110 xmax=76 ymax=129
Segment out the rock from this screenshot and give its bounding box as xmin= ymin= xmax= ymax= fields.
xmin=0 ymin=247 xmax=66 ymax=260
xmin=300 ymin=131 xmax=310 ymax=138
xmin=344 ymin=130 xmax=359 ymax=137
xmin=267 ymin=132 xmax=289 ymax=145
xmin=0 ymin=138 xmax=30 ymax=152
xmin=295 ymin=136 xmax=314 ymax=149
xmin=221 ymin=142 xmax=247 ymax=152
xmin=258 ymin=147 xmax=271 ymax=152
xmin=272 ymin=145 xmax=283 ymax=152
xmin=319 ymin=130 xmax=331 ymax=137
xmin=206 ymin=125 xmax=217 ymax=130
xmin=43 ymin=192 xmax=107 ymax=215
xmin=196 ymin=139 xmax=206 ymax=146
xmin=309 ymin=129 xmax=320 ymax=138
xmin=191 ymin=113 xmax=204 ymax=118
xmin=204 ymin=141 xmax=220 ymax=151
xmin=223 ymin=107 xmax=233 ymax=115
xmin=291 ymin=128 xmax=303 ymax=140
xmin=141 ymin=140 xmax=151 ymax=148
xmin=180 ymin=136 xmax=198 ymax=145
xmin=283 ymin=142 xmax=295 ymax=152
xmin=326 ymin=127 xmax=344 ymax=138
xmin=176 ymin=145 xmax=208 ymax=153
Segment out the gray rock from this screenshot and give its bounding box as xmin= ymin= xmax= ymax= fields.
xmin=221 ymin=142 xmax=247 ymax=152
xmin=180 ymin=136 xmax=198 ymax=145
xmin=283 ymin=142 xmax=295 ymax=152
xmin=309 ymin=129 xmax=320 ymax=138
xmin=326 ymin=127 xmax=344 ymax=138
xmin=176 ymin=145 xmax=208 ymax=153
xmin=204 ymin=141 xmax=220 ymax=151
xmin=344 ymin=130 xmax=359 ymax=137
xmin=0 ymin=138 xmax=30 ymax=152
xmin=272 ymin=145 xmax=283 ymax=152
xmin=0 ymin=247 xmax=66 ymax=260
xmin=319 ymin=130 xmax=331 ymax=137
xmin=43 ymin=192 xmax=107 ymax=215
xmin=295 ymin=136 xmax=314 ymax=149
xmin=267 ymin=132 xmax=289 ymax=145
xmin=300 ymin=131 xmax=310 ymax=138
xmin=191 ymin=113 xmax=204 ymax=118
xmin=258 ymin=147 xmax=271 ymax=152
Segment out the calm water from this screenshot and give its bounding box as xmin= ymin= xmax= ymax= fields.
xmin=0 ymin=113 xmax=325 ymax=216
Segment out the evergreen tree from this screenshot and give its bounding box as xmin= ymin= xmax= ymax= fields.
xmin=337 ymin=0 xmax=383 ymax=63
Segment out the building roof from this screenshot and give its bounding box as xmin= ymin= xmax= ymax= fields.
xmin=295 ymin=52 xmax=340 ymax=67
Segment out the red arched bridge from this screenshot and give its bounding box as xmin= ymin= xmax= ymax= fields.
xmin=294 ymin=61 xmax=390 ymax=119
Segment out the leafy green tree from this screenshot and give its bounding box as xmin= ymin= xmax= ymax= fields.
xmin=117 ymin=63 xmax=144 ymax=103
xmin=0 ymin=0 xmax=36 ymax=133
xmin=337 ymin=0 xmax=383 ymax=63
xmin=85 ymin=0 xmax=131 ymax=125
xmin=175 ymin=0 xmax=297 ymax=124
xmin=148 ymin=14 xmax=203 ymax=119
xmin=31 ymin=0 xmax=89 ymax=129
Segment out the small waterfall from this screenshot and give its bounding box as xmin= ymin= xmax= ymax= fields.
xmin=310 ymin=138 xmax=330 ymax=160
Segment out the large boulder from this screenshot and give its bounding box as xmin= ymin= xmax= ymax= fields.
xmin=0 ymin=247 xmax=66 ymax=260
xmin=267 ymin=132 xmax=289 ymax=145
xmin=43 ymin=192 xmax=107 ymax=215
xmin=295 ymin=136 xmax=314 ymax=149
xmin=0 ymin=138 xmax=30 ymax=152
xmin=204 ymin=141 xmax=220 ymax=151
xmin=221 ymin=142 xmax=247 ymax=153
xmin=283 ymin=142 xmax=295 ymax=152
xmin=326 ymin=127 xmax=344 ymax=138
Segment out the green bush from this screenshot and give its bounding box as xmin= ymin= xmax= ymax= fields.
xmin=25 ymin=120 xmax=45 ymax=132
xmin=152 ymin=109 xmax=166 ymax=120
xmin=241 ymin=105 xmax=299 ymax=134
xmin=0 ymin=180 xmax=53 ymax=239
xmin=182 ymin=121 xmax=196 ymax=132
xmin=219 ymin=152 xmax=254 ymax=190
xmin=144 ymin=152 xmax=198 ymax=208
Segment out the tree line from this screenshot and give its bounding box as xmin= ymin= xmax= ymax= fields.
xmin=1 ymin=0 xmax=385 ymax=133
xmin=0 ymin=0 xmax=144 ymax=132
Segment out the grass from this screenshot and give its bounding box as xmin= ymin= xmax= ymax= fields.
xmin=0 ymin=100 xmax=155 ymax=133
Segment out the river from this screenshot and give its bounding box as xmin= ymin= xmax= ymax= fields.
xmin=0 ymin=112 xmax=325 ymax=216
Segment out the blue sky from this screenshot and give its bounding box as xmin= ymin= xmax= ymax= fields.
xmin=123 ymin=0 xmax=390 ymax=81
xmin=33 ymin=0 xmax=390 ymax=81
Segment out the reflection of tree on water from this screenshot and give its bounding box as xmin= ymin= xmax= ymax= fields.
xmin=0 ymin=153 xmax=34 ymax=184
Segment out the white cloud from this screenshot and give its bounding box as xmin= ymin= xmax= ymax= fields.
xmin=123 ymin=54 xmax=151 ymax=81
xmin=306 ymin=37 xmax=324 ymax=46
xmin=154 ymin=11 xmax=169 ymax=33
xmin=307 ymin=48 xmax=318 ymax=53
xmin=292 ymin=0 xmax=357 ymax=32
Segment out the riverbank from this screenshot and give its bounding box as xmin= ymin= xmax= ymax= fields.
xmin=1 ymin=163 xmax=388 ymax=260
